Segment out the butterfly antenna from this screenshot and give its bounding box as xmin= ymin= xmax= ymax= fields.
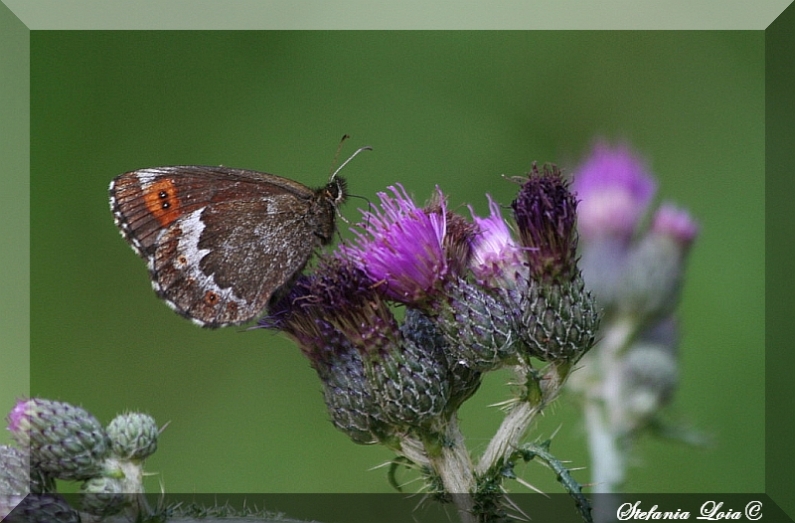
xmin=330 ymin=145 xmax=373 ymax=182
xmin=328 ymin=134 xmax=351 ymax=178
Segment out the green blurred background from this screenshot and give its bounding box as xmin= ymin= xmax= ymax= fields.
xmin=27 ymin=32 xmax=763 ymax=494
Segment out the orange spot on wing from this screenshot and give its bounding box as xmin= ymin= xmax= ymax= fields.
xmin=143 ymin=179 xmax=182 ymax=227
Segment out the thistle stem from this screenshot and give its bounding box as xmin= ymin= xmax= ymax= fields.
xmin=584 ymin=400 xmax=625 ymax=493
xmin=583 ymin=314 xmax=637 ymax=494
xmin=426 ymin=416 xmax=477 ymax=523
xmin=476 ymin=362 xmax=567 ymax=476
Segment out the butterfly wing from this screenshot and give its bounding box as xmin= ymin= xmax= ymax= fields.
xmin=110 ymin=166 xmax=331 ymax=327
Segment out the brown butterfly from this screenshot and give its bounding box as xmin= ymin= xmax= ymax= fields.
xmin=109 ymin=146 xmax=370 ymax=327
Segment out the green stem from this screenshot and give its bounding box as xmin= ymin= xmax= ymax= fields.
xmin=426 ymin=416 xmax=477 ymax=523
xmin=476 ymin=362 xmax=568 ymax=477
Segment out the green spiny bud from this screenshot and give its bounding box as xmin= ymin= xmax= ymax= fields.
xmin=618 ymin=343 xmax=678 ymax=433
xmin=106 ymin=412 xmax=158 ymax=461
xmin=367 ymin=335 xmax=451 ymax=429
xmin=80 ymin=476 xmax=131 ymax=517
xmin=578 ymin=236 xmax=631 ymax=314
xmin=616 ymin=204 xmax=698 ymax=324
xmin=402 ymin=308 xmax=482 ymax=413
xmin=319 ymin=345 xmax=391 ymax=445
xmin=617 ymin=234 xmax=683 ymax=322
xmin=0 ymin=445 xmax=29 ymax=496
xmin=617 ymin=318 xmax=679 ymax=434
xmin=434 ymin=277 xmax=520 ymax=372
xmin=3 ymin=494 xmax=80 ymax=523
xmin=519 ymin=275 xmax=600 ymax=362
xmin=7 ymin=399 xmax=109 ymax=481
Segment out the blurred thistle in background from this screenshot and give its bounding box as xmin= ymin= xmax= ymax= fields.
xmin=567 ymin=141 xmax=700 ymax=494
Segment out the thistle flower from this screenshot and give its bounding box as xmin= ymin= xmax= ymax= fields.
xmin=573 ymin=141 xmax=657 ymax=241
xmin=469 ymin=195 xmax=527 ymax=288
xmin=511 ymin=163 xmax=580 ymax=284
xmin=262 ymin=258 xmax=396 ymax=443
xmin=263 ymin=256 xmax=452 ymax=440
xmin=509 ymin=164 xmax=600 ymax=363
xmin=569 ymin=142 xmax=700 ymax=496
xmin=418 ymin=195 xmax=526 ymax=373
xmin=344 ymin=184 xmax=448 ymax=305
xmin=651 ymin=203 xmax=699 ymax=249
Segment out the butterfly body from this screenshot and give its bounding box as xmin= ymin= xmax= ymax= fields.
xmin=110 ymin=165 xmax=346 ymax=328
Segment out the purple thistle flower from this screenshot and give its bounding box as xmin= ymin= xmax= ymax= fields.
xmin=262 ymin=255 xmax=453 ymax=436
xmin=6 ymin=399 xmax=27 ymax=435
xmin=430 ymin=202 xmax=477 ymax=278
xmin=573 ymin=141 xmax=657 ymax=241
xmin=511 ymin=163 xmax=580 ymax=283
xmin=651 ymin=203 xmax=699 ymax=250
xmin=263 ymin=256 xmax=398 ymax=360
xmin=469 ymin=194 xmax=527 ymax=287
xmin=345 ymin=184 xmax=448 ymax=305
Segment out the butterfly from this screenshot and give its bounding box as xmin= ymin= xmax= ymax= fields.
xmin=109 ymin=146 xmax=370 ymax=327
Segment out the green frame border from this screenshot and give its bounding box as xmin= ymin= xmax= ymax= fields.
xmin=2 ymin=0 xmax=792 ymax=517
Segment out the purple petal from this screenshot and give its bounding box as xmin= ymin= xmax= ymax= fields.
xmin=573 ymin=141 xmax=657 ymax=240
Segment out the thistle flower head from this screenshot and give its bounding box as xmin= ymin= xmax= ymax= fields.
xmin=263 ymin=254 xmax=454 ymax=436
xmin=573 ymin=141 xmax=657 ymax=241
xmin=105 ymin=412 xmax=159 ymax=461
xmin=469 ymin=194 xmax=527 ymax=287
xmin=511 ymin=163 xmax=579 ymax=283
xmin=7 ymin=398 xmax=109 ymax=481
xmin=651 ymin=203 xmax=699 ymax=251
xmin=428 ymin=200 xmax=477 ymax=278
xmin=263 ymin=256 xmax=399 ymax=361
xmin=6 ymin=400 xmax=27 ymax=436
xmin=344 ymin=184 xmax=448 ymax=305
xmin=617 ymin=207 xmax=697 ymax=322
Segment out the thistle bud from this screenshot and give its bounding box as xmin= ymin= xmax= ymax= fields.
xmin=617 ymin=317 xmax=679 ymax=434
xmin=264 ymin=261 xmax=395 ymax=444
xmin=318 ymin=344 xmax=389 ymax=445
xmin=80 ymin=476 xmax=131 ymax=518
xmin=512 ymin=163 xmax=579 ymax=284
xmin=617 ymin=204 xmax=698 ymax=323
xmin=367 ymin=335 xmax=451 ymax=429
xmin=402 ymin=308 xmax=482 ymax=413
xmin=7 ymin=399 xmax=109 ymax=481
xmin=2 ymin=494 xmax=79 ymax=523
xmin=263 ymin=255 xmax=453 ymax=440
xmin=433 ymin=276 xmax=520 ymax=372
xmin=519 ymin=277 xmax=600 ymax=362
xmin=106 ymin=412 xmax=158 ymax=461
xmin=0 ymin=445 xmax=29 ymax=496
xmin=510 ymin=165 xmax=601 ymax=362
